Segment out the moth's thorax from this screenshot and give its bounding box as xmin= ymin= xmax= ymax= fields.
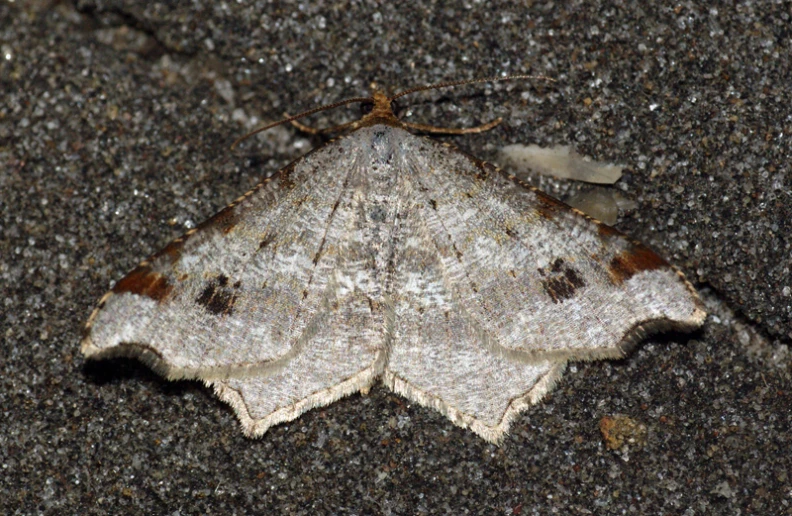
xmin=330 ymin=125 xmax=416 ymax=299
xmin=347 ymin=124 xmax=410 ymax=170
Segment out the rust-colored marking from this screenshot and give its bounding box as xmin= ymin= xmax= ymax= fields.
xmin=151 ymin=238 xmax=184 ymax=263
xmin=607 ymin=246 xmax=668 ymax=284
xmin=534 ymin=195 xmax=559 ymax=220
xmin=113 ymin=266 xmax=174 ymax=303
xmin=597 ymin=223 xmax=621 ymax=239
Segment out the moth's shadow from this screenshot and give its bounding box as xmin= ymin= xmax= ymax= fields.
xmin=82 ymin=357 xmax=199 ymax=397
xmin=616 ymin=326 xmax=708 ymax=359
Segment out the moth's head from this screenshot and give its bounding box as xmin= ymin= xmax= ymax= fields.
xmin=358 ymin=89 xmax=400 ymax=126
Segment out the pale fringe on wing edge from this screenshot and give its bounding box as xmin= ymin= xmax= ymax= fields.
xmin=381 ymin=362 xmax=567 ymax=445
xmin=208 ymin=350 xmax=388 ymax=438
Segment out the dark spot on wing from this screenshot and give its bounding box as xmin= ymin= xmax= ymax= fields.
xmin=539 ymin=259 xmax=586 ymax=303
xmin=258 ymin=233 xmax=276 ymax=251
xmin=113 ymin=266 xmax=174 ymax=303
xmin=369 ymin=204 xmax=387 ymax=222
xmin=195 ymin=275 xmax=240 ymax=316
xmin=505 ymin=227 xmax=518 ymax=238
xmin=429 ymin=199 xmax=437 ymax=210
xmin=608 ymin=246 xmax=668 ymax=284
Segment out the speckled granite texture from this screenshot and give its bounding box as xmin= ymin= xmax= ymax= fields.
xmin=1 ymin=1 xmax=790 ymax=514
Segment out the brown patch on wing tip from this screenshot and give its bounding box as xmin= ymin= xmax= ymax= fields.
xmin=195 ymin=274 xmax=239 ymax=316
xmin=597 ymin=223 xmax=622 ymax=239
xmin=539 ymin=258 xmax=586 ymax=303
xmin=535 ymin=195 xmax=560 ymax=220
xmin=113 ymin=266 xmax=174 ymax=302
xmin=608 ymin=246 xmax=668 ymax=284
xmin=151 ymin=238 xmax=184 ymax=263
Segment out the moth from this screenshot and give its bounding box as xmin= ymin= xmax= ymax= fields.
xmin=82 ymin=76 xmax=705 ymax=443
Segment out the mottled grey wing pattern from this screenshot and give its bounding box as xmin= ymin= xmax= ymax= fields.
xmin=397 ymin=133 xmax=705 ymax=362
xmin=83 ymin=137 xmax=389 ymax=383
xmin=83 ymin=121 xmax=704 ymax=444
xmin=381 ymin=188 xmax=566 ymax=440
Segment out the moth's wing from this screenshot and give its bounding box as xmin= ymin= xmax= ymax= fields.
xmin=383 ymin=226 xmax=566 ymax=442
xmin=208 ymin=286 xmax=387 ymax=436
xmin=82 ymin=137 xmax=386 ymax=391
xmin=360 ymin=140 xmax=556 ymax=444
xmin=401 ymin=136 xmax=705 ymax=362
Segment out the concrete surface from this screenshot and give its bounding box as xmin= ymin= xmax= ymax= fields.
xmin=1 ymin=1 xmax=790 ymax=514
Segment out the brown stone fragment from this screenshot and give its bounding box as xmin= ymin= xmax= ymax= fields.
xmin=599 ymin=414 xmax=648 ymax=450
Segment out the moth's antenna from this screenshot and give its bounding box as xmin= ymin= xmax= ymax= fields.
xmin=233 ymin=74 xmax=555 ymax=147
xmin=389 ymin=74 xmax=555 ymax=102
xmin=231 ymin=96 xmax=372 ymax=149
